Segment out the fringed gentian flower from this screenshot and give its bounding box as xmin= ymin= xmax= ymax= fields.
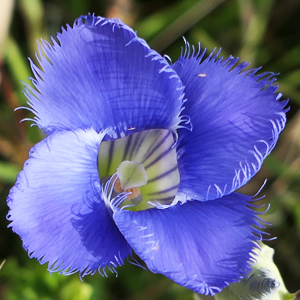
xmin=196 ymin=244 xmax=294 ymax=300
xmin=7 ymin=14 xmax=288 ymax=295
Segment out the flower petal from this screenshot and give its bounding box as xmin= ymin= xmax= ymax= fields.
xmin=173 ymin=46 xmax=288 ymax=200
xmin=25 ymin=15 xmax=184 ymax=137
xmin=7 ymin=128 xmax=132 ymax=276
xmin=113 ymin=192 xmax=264 ymax=295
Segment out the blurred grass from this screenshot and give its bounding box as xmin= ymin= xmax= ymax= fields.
xmin=0 ymin=0 xmax=300 ymax=299
xmin=4 ymin=36 xmax=32 ymax=104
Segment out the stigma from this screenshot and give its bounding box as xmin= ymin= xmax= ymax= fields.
xmin=113 ymin=161 xmax=148 ymax=200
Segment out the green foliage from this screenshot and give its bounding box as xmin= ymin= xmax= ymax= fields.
xmin=0 ymin=162 xmax=20 ymax=184
xmin=0 ymin=255 xmax=194 ymax=300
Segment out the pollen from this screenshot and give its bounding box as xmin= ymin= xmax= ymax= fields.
xmin=198 ymin=73 xmax=207 ymax=77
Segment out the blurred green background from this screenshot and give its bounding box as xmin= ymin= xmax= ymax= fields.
xmin=0 ymin=0 xmax=300 ymax=299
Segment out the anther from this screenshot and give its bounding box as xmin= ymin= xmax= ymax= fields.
xmin=112 ymin=174 xmax=141 ymax=200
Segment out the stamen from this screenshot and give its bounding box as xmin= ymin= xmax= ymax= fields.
xmin=112 ymin=173 xmax=141 ymax=200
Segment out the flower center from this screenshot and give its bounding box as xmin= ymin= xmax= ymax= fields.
xmin=98 ymin=129 xmax=180 ymax=211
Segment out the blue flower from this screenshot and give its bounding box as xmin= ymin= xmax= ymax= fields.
xmin=7 ymin=15 xmax=288 ymax=295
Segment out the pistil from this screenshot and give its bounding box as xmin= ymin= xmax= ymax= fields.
xmin=113 ymin=160 xmax=148 ymax=200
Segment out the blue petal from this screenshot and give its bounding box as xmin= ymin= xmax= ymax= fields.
xmin=25 ymin=15 xmax=184 ymax=137
xmin=7 ymin=128 xmax=132 ymax=276
xmin=113 ymin=192 xmax=264 ymax=295
xmin=172 ymin=46 xmax=288 ymax=200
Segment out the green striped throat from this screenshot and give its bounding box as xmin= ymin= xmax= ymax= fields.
xmin=98 ymin=129 xmax=180 ymax=211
